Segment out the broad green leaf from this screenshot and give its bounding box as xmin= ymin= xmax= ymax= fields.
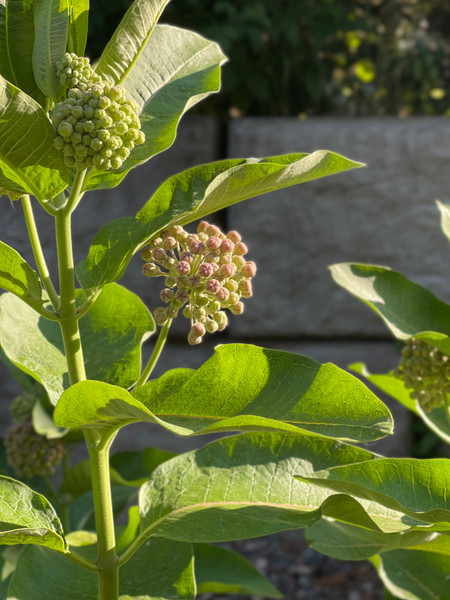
xmin=60 ymin=460 xmax=92 ymax=500
xmin=0 ymin=475 xmax=66 ymax=551
xmin=194 ymin=543 xmax=281 ymax=597
xmin=436 ymin=200 xmax=450 ymax=244
xmin=305 ymin=518 xmax=443 ymax=561
xmin=0 ymin=0 xmax=44 ymax=104
xmin=0 ymin=283 xmax=154 ymax=404
xmin=77 ymin=152 xmax=363 ymax=289
xmin=31 ymin=397 xmax=68 ymax=439
xmin=86 ymin=25 xmax=226 ymax=190
xmin=110 ymin=447 xmax=176 ymax=486
xmin=32 ymin=0 xmax=69 ymax=100
xmin=68 ymin=0 xmax=88 ymax=55
xmin=138 ymin=432 xmax=383 ymax=543
xmin=133 ymin=344 xmax=393 ymax=442
xmin=0 ymin=546 xmax=20 ymax=599
xmin=0 ymin=75 xmax=68 ymax=201
xmin=94 ymin=0 xmax=171 ymax=85
xmin=69 ymin=485 xmax=134 ymax=532
xmin=374 ymin=547 xmax=450 ymax=600
xmin=330 ymin=263 xmax=450 ymax=340
xmin=350 ymin=363 xmax=450 ymax=445
xmin=302 ymin=458 xmax=450 ymax=525
xmin=7 ymin=537 xmax=195 ymax=600
xmin=0 ymin=241 xmax=44 ymax=311
xmin=117 ymin=505 xmax=140 ymax=552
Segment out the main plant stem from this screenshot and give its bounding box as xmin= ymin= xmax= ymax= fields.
xmin=55 ymin=169 xmax=118 ymax=600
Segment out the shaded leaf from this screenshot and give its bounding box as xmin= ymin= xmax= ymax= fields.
xmin=302 ymin=458 xmax=450 ymax=525
xmin=116 ymin=505 xmax=140 ymax=553
xmin=133 ymin=344 xmax=392 ymax=442
xmin=68 ymin=0 xmax=88 ymax=56
xmin=86 ymin=25 xmax=226 ymax=190
xmin=374 ymin=545 xmax=450 ymax=600
xmin=7 ymin=536 xmax=195 ymax=599
xmin=436 ymin=200 xmax=450 ymax=244
xmin=77 ymin=151 xmax=363 ymax=289
xmin=32 ymin=0 xmax=69 ymax=100
xmin=0 ymin=74 xmax=68 ymax=201
xmin=69 ymin=485 xmax=136 ymax=532
xmin=110 ymin=447 xmax=176 ymax=486
xmin=0 ymin=284 xmax=154 ymax=405
xmin=0 ymin=0 xmax=44 ymax=104
xmin=138 ymin=432 xmax=384 ymax=544
xmin=0 ymin=242 xmax=44 ymax=311
xmin=0 ymin=546 xmax=20 ymax=599
xmin=330 ymin=263 xmax=450 ymax=340
xmin=0 ymin=475 xmax=66 ymax=551
xmin=194 ymin=543 xmax=282 ymax=597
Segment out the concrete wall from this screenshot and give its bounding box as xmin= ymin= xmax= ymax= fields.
xmin=3 ymin=116 xmax=447 ymax=455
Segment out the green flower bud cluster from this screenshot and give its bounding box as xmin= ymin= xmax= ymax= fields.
xmin=56 ymin=52 xmax=102 ymax=91
xmin=141 ymin=221 xmax=256 ymax=345
xmin=51 ymin=81 xmax=145 ymax=171
xmin=0 ymin=186 xmax=23 ymax=201
xmin=396 ymin=337 xmax=450 ymax=412
xmin=4 ymin=416 xmax=64 ymax=478
xmin=9 ymin=391 xmax=37 ymax=423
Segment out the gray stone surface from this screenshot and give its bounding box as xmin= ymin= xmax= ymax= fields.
xmin=227 ymin=117 xmax=450 ymax=338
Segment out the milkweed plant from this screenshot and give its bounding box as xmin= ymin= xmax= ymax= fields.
xmin=0 ymin=1 xmax=447 ymax=600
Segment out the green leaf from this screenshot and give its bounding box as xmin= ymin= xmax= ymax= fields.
xmin=0 ymin=75 xmax=68 ymax=201
xmin=0 ymin=546 xmax=20 ymax=599
xmin=0 ymin=242 xmax=44 ymax=311
xmin=133 ymin=344 xmax=393 ymax=442
xmin=31 ymin=397 xmax=67 ymax=439
xmin=138 ymin=432 xmax=382 ymax=543
xmin=374 ymin=546 xmax=450 ymax=600
xmin=301 ymin=458 xmax=450 ymax=525
xmin=436 ymin=200 xmax=450 ymax=244
xmin=349 ymin=363 xmax=450 ymax=445
xmin=68 ymin=0 xmax=88 ymax=56
xmin=330 ymin=263 xmax=450 ymax=340
xmin=94 ymin=0 xmax=171 ymax=85
xmin=305 ymin=518 xmax=444 ymax=561
xmin=110 ymin=447 xmax=176 ymax=486
xmin=0 ymin=475 xmax=66 ymax=551
xmin=0 ymin=0 xmax=45 ymax=104
xmin=32 ymin=0 xmax=69 ymax=100
xmin=77 ymin=152 xmax=363 ymax=289
xmin=7 ymin=537 xmax=195 ymax=600
xmin=117 ymin=505 xmax=140 ymax=553
xmin=0 ymin=283 xmax=154 ymax=404
xmin=86 ymin=25 xmax=226 ymax=190
xmin=194 ymin=543 xmax=282 ymax=597
xmin=69 ymin=485 xmax=134 ymax=531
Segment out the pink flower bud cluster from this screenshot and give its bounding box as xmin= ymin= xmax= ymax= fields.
xmin=141 ymin=221 xmax=256 ymax=344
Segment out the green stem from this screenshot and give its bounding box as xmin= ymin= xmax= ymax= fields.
xmin=117 ymin=533 xmax=146 ymax=567
xmin=86 ymin=431 xmax=119 ymax=598
xmin=133 ymin=319 xmax=172 ymax=388
xmin=65 ymin=549 xmax=99 ymax=572
xmin=21 ymin=195 xmax=60 ymax=311
xmin=55 ymin=169 xmax=119 ymax=599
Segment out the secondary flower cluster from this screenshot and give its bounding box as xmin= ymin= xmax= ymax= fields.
xmin=396 ymin=337 xmax=450 ymax=412
xmin=5 ymin=416 xmax=64 ymax=479
xmin=51 ymin=54 xmax=145 ymax=171
xmin=56 ymin=52 xmax=102 ymax=90
xmin=141 ymin=221 xmax=256 ymax=344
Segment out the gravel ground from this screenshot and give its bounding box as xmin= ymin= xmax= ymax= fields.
xmin=200 ymin=531 xmax=384 ymax=600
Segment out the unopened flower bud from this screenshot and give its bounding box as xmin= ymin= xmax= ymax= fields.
xmin=219 ymin=253 xmax=232 ymax=265
xmin=220 ymin=239 xmax=234 ymax=253
xmin=234 ymin=242 xmax=248 ymax=256
xmin=227 ymin=292 xmax=240 ymax=306
xmin=219 ymin=263 xmax=236 ymax=279
xmin=188 ymin=332 xmax=203 ymax=345
xmin=165 ymin=276 xmax=177 ymax=288
xmin=239 ymin=279 xmax=253 ymax=297
xmin=214 ymin=311 xmax=228 ymax=330
xmin=230 ymin=302 xmax=244 ymax=315
xmin=154 ymin=307 xmax=168 ymax=325
xmin=160 ymin=288 xmax=174 ymax=303
xmin=197 ymin=221 xmax=210 ymax=233
xmin=180 ymin=251 xmax=194 ymax=263
xmin=199 ymin=263 xmax=215 ymax=278
xmin=189 ymin=240 xmax=205 ymax=255
xmin=206 ymin=236 xmax=221 ymax=251
xmin=163 ymin=237 xmax=177 ymax=250
xmin=174 ymin=289 xmax=190 ymax=306
xmin=192 ymin=307 xmax=206 ymax=321
xmin=209 ymin=300 xmax=221 ymax=313
xmin=205 ymin=319 xmax=219 ymax=333
xmin=176 ymin=261 xmax=191 ymax=275
xmin=142 ymin=262 xmax=161 ymax=277
xmin=206 ymin=224 xmax=221 ymax=237
xmin=227 ymin=230 xmax=241 ymax=243
xmin=191 ymin=322 xmax=206 ymax=337
xmin=188 ymin=274 xmax=203 ymax=289
xmin=195 ymin=294 xmax=209 ymax=307
xmin=216 ymin=287 xmax=230 ymax=302
xmin=241 ymin=261 xmax=257 ymax=277
xmin=206 ymin=279 xmax=221 ymax=293
xmin=225 ymin=279 xmax=239 ymax=292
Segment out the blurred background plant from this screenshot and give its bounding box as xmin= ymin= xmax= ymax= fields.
xmin=87 ymin=0 xmax=450 ymax=118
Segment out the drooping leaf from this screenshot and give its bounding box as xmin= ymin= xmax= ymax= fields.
xmin=0 ymin=75 xmax=68 ymax=201
xmin=330 ymin=263 xmax=450 ymax=340
xmin=7 ymin=536 xmax=195 ymax=600
xmin=77 ymin=152 xmax=363 ymax=289
xmin=0 ymin=475 xmax=66 ymax=551
xmin=349 ymin=363 xmax=450 ymax=445
xmin=32 ymin=0 xmax=69 ymax=100
xmin=138 ymin=432 xmax=387 ymax=544
xmin=133 ymin=344 xmax=393 ymax=442
xmin=373 ymin=545 xmax=450 ymax=600
xmin=94 ymin=0 xmax=171 ymax=84
xmin=194 ymin=543 xmax=281 ymax=597
xmin=68 ymin=0 xmax=88 ymax=55
xmin=305 ymin=517 xmax=443 ymax=561
xmin=55 ymin=345 xmax=392 ymax=442
xmin=0 ymin=284 xmax=154 ymax=404
xmin=0 ymin=0 xmax=44 ymax=104
xmin=301 ymin=458 xmax=450 ymax=525
xmin=86 ymin=24 xmax=226 ymax=190
xmin=0 ymin=242 xmax=44 ymax=311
